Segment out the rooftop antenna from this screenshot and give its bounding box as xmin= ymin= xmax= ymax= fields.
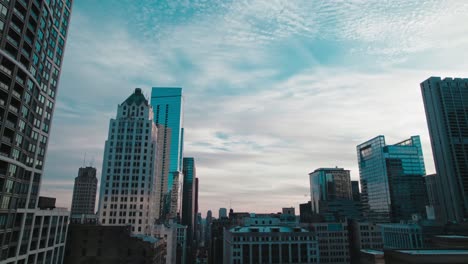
xmin=229 ymin=199 xmax=232 ymax=210
xmin=83 ymin=153 xmax=87 ymax=167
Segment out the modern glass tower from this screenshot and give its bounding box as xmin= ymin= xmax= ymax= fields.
xmin=0 ymin=0 xmax=73 ymax=262
xmin=421 ymin=77 xmax=468 ymax=223
xmin=309 ymin=167 xmax=352 ymax=214
xmin=151 ymin=87 xmax=184 ymax=219
xmin=357 ymin=136 xmax=427 ymax=222
xmin=181 ymin=157 xmax=196 ymax=263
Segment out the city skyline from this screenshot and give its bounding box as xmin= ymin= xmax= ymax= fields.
xmin=40 ymin=0 xmax=468 ymax=216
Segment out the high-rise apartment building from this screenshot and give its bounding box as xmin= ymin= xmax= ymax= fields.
xmin=309 ymin=167 xmax=352 ymax=214
xmin=421 ymin=77 xmax=468 ymax=223
xmin=0 ymin=0 xmax=73 ymax=262
xmin=70 ymin=166 xmax=97 ymax=216
xmin=97 ymin=88 xmax=159 ymax=234
xmin=151 ymin=87 xmax=184 ymax=219
xmin=357 ymin=136 xmax=427 ymax=222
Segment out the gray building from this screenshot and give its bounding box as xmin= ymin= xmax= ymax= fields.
xmin=70 ymin=166 xmax=97 ymax=216
xmin=352 ymin=180 xmax=361 ymax=202
xmin=0 ymin=0 xmax=73 ymax=262
xmin=357 ymin=136 xmax=427 ymax=223
xmin=219 ymin=208 xmax=227 ymax=218
xmin=309 ymin=167 xmax=352 ymax=214
xmin=223 ymin=222 xmax=319 ymax=264
xmin=97 ymin=88 xmax=160 ymax=234
xmin=421 ymin=77 xmax=468 ymax=223
xmin=306 ymin=222 xmax=350 ymax=264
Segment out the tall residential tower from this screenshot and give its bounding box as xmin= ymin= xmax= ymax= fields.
xmin=0 ymin=0 xmax=73 ymax=262
xmin=151 ymin=87 xmax=184 ymax=220
xmin=421 ymin=77 xmax=468 ymax=223
xmin=97 ymin=88 xmax=159 ymax=234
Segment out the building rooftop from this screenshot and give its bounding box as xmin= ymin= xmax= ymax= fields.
xmin=122 ymin=88 xmax=149 ymax=106
xmin=396 ymin=249 xmax=468 ymax=255
xmin=132 ymin=234 xmax=161 ymax=244
xmin=230 ymin=226 xmax=308 ymax=233
xmin=360 ymin=249 xmax=384 ymax=255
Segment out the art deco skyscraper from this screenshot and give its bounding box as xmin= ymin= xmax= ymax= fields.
xmin=151 ymin=87 xmax=184 ymax=219
xmin=0 ymin=0 xmax=73 ymax=262
xmin=421 ymin=77 xmax=468 ymax=223
xmin=71 ymin=166 xmax=97 ymax=216
xmin=97 ymin=88 xmax=159 ymax=234
xmin=357 ymin=136 xmax=427 ymax=222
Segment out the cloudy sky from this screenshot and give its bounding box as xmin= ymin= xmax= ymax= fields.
xmin=41 ymin=0 xmax=468 ymax=218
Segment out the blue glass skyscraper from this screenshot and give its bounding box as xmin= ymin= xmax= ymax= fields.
xmin=357 ymin=136 xmax=427 ymax=222
xmin=151 ymin=87 xmax=184 ymax=219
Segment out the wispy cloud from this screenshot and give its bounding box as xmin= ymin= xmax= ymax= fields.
xmin=42 ymin=0 xmax=468 ymax=216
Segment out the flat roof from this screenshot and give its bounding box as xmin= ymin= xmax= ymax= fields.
xmin=230 ymin=226 xmax=308 ymax=233
xmin=360 ymin=249 xmax=384 ymax=255
xmin=397 ymin=249 xmax=468 ymax=255
xmin=435 ymin=235 xmax=468 ymax=239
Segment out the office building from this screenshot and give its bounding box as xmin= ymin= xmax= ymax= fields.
xmin=319 ymin=199 xmax=362 ymax=222
xmin=97 ymin=88 xmax=159 ymax=234
xmin=219 ymin=208 xmax=227 ymax=218
xmin=70 ymin=166 xmax=97 ymax=216
xmin=307 ymin=222 xmax=350 ymax=264
xmin=205 ymin=210 xmax=212 ymax=246
xmin=282 ymin=207 xmax=295 ymax=216
xmin=349 ymin=221 xmax=383 ymax=263
xmin=352 ymin=180 xmax=361 ymax=202
xmin=0 ymin=0 xmax=73 ymax=262
xmin=223 ymin=224 xmax=319 ymax=264
xmin=424 ymin=174 xmax=440 ymax=221
xmin=309 ymin=167 xmax=352 ymax=214
xmin=209 ymin=217 xmax=231 ymax=264
xmin=379 ymin=222 xmax=443 ymax=249
xmin=357 ymin=136 xmax=427 ymax=222
xmin=299 ymin=201 xmax=313 ymax=223
xmin=181 ymin=157 xmax=196 ymax=263
xmin=421 ymin=77 xmax=468 ymax=223
xmin=64 ymin=224 xmax=166 ymax=264
xmin=150 ymin=87 xmax=184 ymax=219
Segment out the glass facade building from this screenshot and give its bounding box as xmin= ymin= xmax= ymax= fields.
xmin=0 ymin=0 xmax=72 ymax=262
xmin=150 ymin=87 xmax=184 ymax=219
xmin=421 ymin=77 xmax=468 ymax=223
xmin=357 ymin=136 xmax=427 ymax=222
xmin=309 ymin=168 xmax=352 ymax=214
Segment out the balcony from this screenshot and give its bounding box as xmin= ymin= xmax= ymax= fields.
xmin=7 ymin=36 xmax=19 ymax=47
xmin=8 ymin=105 xmax=18 ymax=113
xmin=15 ymin=76 xmax=25 ymax=86
xmin=0 ymin=65 xmax=12 ymax=76
xmin=0 ymin=98 xmax=5 ymax=106
xmin=12 ymin=90 xmax=21 ymax=99
xmin=13 ymin=8 xmax=25 ymax=21
xmin=0 ymin=81 xmax=9 ymax=91
xmin=10 ymin=23 xmax=22 ymax=34
xmin=2 ymin=136 xmax=12 ymax=145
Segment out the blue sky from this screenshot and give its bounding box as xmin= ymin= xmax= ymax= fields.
xmin=41 ymin=0 xmax=468 ymax=217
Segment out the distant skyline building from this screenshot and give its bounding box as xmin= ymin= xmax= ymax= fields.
xmin=351 ymin=180 xmax=361 ymax=202
xmin=151 ymin=87 xmax=184 ymax=219
xmin=71 ymin=166 xmax=98 ymax=216
xmin=309 ymin=167 xmax=352 ymax=214
xmin=421 ymin=77 xmax=468 ymax=223
xmin=219 ymin=208 xmax=227 ymax=218
xmin=182 ymin=157 xmax=196 ymax=263
xmin=357 ymin=136 xmax=427 ymax=222
xmin=0 ymin=0 xmax=73 ymax=262
xmin=97 ymin=88 xmax=159 ymax=234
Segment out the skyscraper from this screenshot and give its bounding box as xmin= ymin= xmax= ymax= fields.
xmin=71 ymin=166 xmax=97 ymax=216
xmin=351 ymin=180 xmax=360 ymax=202
xmin=357 ymin=136 xmax=427 ymax=222
xmin=421 ymin=77 xmax=468 ymax=223
xmin=97 ymin=88 xmax=159 ymax=234
xmin=182 ymin=157 xmax=196 ymax=263
xmin=219 ymin=208 xmax=227 ymax=218
xmin=309 ymin=167 xmax=352 ymax=214
xmin=0 ymin=0 xmax=73 ymax=262
xmin=151 ymin=87 xmax=184 ymax=219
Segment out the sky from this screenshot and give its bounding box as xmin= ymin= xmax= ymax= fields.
xmin=41 ymin=0 xmax=468 ymax=218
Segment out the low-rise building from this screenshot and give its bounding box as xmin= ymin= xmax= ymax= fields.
xmin=350 ymin=221 xmax=383 ymax=263
xmin=223 ymin=225 xmax=319 ymax=264
xmin=384 ymin=249 xmax=468 ymax=263
xmin=307 ymin=222 xmax=350 ymax=264
xmin=64 ymin=224 xmax=166 ymax=264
